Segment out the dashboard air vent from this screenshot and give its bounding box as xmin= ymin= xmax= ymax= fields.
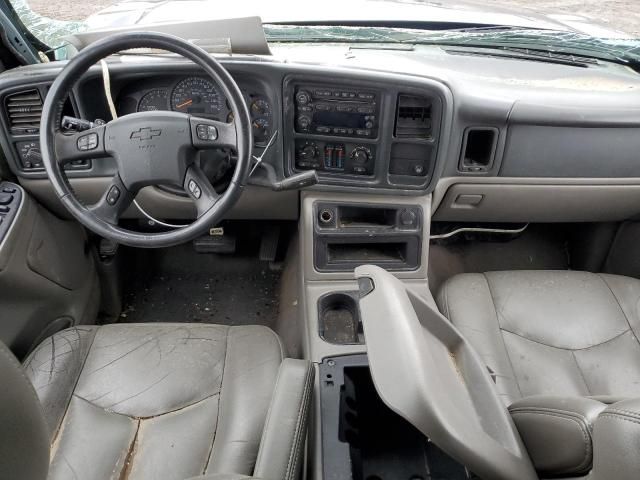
xmin=395 ymin=94 xmax=432 ymax=138
xmin=6 ymin=89 xmax=43 ymax=135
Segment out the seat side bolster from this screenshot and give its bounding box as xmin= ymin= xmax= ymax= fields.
xmin=590 ymin=398 xmax=640 ymax=480
xmin=254 ymin=359 xmax=314 ymax=480
xmin=206 ymin=326 xmax=284 ymax=476
xmin=509 ymin=395 xmax=606 ymax=477
xmin=0 ymin=341 xmax=50 ymax=480
xmin=23 ymin=326 xmax=98 ymax=440
xmin=436 ymin=273 xmax=522 ymax=404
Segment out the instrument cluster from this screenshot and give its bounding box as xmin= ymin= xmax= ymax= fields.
xmin=117 ymin=76 xmax=273 ymax=145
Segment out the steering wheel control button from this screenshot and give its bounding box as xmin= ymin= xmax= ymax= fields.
xmin=0 ymin=193 xmax=13 ymax=205
xmin=77 ymin=133 xmax=99 ymax=151
xmin=106 ymin=186 xmax=121 ymax=206
xmin=196 ymin=124 xmax=218 ymax=141
xmin=188 ymin=179 xmax=202 ymax=199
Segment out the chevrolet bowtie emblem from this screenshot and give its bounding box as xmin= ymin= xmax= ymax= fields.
xmin=130 ymin=127 xmax=162 ymax=141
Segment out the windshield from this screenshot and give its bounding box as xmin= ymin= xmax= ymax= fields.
xmin=6 ymin=0 xmax=640 ymax=64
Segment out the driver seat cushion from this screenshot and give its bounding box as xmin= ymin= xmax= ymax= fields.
xmin=436 ymin=270 xmax=640 ymax=405
xmin=23 ymin=323 xmax=285 ymax=480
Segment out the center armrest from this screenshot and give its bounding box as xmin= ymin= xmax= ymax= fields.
xmin=508 ymin=395 xmax=607 ymax=477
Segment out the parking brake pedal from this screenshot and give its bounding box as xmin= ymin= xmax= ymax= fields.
xmin=193 ymin=228 xmax=236 ymax=254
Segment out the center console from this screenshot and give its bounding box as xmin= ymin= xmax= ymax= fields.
xmin=292 ymin=84 xmax=379 ymax=178
xmin=283 ymin=74 xmax=447 ymax=192
xmin=288 ymin=73 xmax=451 ymax=480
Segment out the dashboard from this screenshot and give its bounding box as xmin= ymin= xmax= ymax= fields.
xmin=0 ymin=43 xmax=639 ymax=223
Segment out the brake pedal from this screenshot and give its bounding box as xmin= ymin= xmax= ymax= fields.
xmin=193 ymin=228 xmax=236 ymax=254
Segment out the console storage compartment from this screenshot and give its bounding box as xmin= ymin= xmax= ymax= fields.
xmin=314 ymin=203 xmax=422 ymax=272
xmin=320 ymin=355 xmax=471 ymax=480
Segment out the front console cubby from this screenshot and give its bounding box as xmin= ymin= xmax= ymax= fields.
xmin=314 ymin=203 xmax=422 ymax=272
xmin=320 ymin=355 xmax=472 ymax=480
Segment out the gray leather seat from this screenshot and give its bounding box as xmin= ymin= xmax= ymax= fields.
xmin=437 ymin=270 xmax=640 ymax=405
xmin=2 ymin=323 xmax=313 ymax=480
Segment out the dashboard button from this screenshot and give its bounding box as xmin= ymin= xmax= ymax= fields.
xmin=0 ymin=193 xmax=13 ymax=205
xmin=187 ymin=179 xmax=202 ymax=199
xmin=196 ymin=124 xmax=218 ymax=141
xmin=0 ymin=205 xmax=9 ymax=213
xmin=77 ymin=133 xmax=98 ymax=151
xmin=106 ymin=186 xmax=121 ymax=206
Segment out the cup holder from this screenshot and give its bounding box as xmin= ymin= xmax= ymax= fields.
xmin=318 ymin=291 xmax=363 ymax=344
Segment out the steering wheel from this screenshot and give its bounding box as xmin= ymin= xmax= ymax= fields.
xmin=40 ymin=32 xmax=252 ymax=248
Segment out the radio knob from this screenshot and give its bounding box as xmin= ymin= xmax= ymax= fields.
xmin=297 ymin=115 xmax=312 ymax=129
xmin=296 ymin=90 xmax=311 ymax=105
xmin=365 ymin=120 xmax=374 ymax=129
xmin=351 ymin=146 xmax=371 ymax=165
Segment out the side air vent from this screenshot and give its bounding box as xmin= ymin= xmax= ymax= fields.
xmin=394 ymin=94 xmax=432 ymax=138
xmin=6 ymin=89 xmax=43 ymax=135
xmin=460 ymin=127 xmax=498 ymax=173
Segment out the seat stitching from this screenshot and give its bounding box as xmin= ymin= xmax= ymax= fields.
xmin=267 ymin=326 xmax=285 ymax=361
xmin=118 ymin=419 xmax=140 ymax=480
xmin=203 ymin=325 xmax=230 ymax=474
xmin=597 ymin=274 xmax=640 ymax=348
xmin=605 ymin=408 xmax=640 ymax=420
xmin=599 ymin=413 xmax=640 ymax=426
xmin=72 ymin=391 xmax=221 ymax=419
xmin=570 ymin=350 xmax=592 ymax=396
xmin=500 ymin=327 xmax=631 ymax=351
xmin=483 ymin=274 xmax=523 ymax=398
xmin=286 ymin=364 xmax=314 ymax=480
xmin=254 ymin=362 xmax=286 ymax=472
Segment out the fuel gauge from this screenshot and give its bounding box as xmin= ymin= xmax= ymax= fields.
xmin=252 ymin=118 xmax=271 ymax=144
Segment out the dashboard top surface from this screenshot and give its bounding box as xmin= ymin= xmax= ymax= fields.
xmin=0 ymin=43 xmax=638 ymax=201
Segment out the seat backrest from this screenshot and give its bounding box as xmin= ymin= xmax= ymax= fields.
xmin=0 ymin=341 xmax=49 ymax=480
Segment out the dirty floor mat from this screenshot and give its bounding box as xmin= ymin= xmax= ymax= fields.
xmin=119 ymin=245 xmax=281 ymax=327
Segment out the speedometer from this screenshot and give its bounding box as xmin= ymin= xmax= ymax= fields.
xmin=171 ymin=77 xmax=222 ymax=115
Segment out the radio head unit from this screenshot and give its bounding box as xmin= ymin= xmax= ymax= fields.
xmin=294 ymin=85 xmax=379 ymax=139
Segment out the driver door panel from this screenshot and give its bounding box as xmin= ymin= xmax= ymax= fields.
xmin=0 ymin=182 xmax=99 ymax=358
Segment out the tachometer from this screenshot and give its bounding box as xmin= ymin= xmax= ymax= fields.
xmin=137 ymin=89 xmax=168 ymax=112
xmin=171 ymin=77 xmax=222 ymax=115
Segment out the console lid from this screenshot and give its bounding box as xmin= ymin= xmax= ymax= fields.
xmin=354 ymin=265 xmax=537 ymax=480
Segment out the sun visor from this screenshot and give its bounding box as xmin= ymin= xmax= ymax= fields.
xmin=64 ymin=16 xmax=270 ymax=56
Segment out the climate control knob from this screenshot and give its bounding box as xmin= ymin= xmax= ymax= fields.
xmin=300 ymin=143 xmax=318 ymax=160
xmin=351 ymin=146 xmax=371 ymax=164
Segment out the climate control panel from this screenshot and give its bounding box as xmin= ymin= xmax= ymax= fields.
xmin=295 ymin=139 xmax=375 ymax=176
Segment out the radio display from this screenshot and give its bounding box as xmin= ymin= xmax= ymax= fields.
xmin=314 ymin=111 xmax=367 ymax=129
